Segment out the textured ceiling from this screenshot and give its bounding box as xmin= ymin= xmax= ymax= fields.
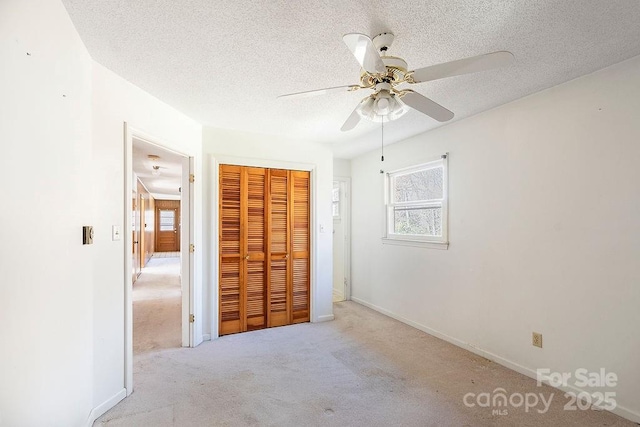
xmin=133 ymin=138 xmax=183 ymax=199
xmin=63 ymin=1 xmax=640 ymax=158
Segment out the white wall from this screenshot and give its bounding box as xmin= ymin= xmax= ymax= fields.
xmin=350 ymin=56 xmax=640 ymax=422
xmin=91 ymin=63 xmax=202 ymax=409
xmin=333 ymin=158 xmax=351 ymax=177
xmin=0 ymin=0 xmax=94 ymax=425
xmin=202 ymin=127 xmax=334 ymax=337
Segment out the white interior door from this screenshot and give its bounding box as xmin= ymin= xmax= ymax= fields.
xmin=181 ymin=156 xmax=194 ymax=347
xmin=332 ymin=180 xmax=348 ymax=301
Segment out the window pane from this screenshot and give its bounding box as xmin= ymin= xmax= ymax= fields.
xmin=393 ymin=167 xmax=443 ymax=202
xmin=160 ymin=210 xmax=175 ymax=231
xmin=332 ymin=181 xmax=340 ymax=218
xmin=332 ymin=182 xmax=340 ymax=202
xmin=393 ymin=206 xmax=442 ymax=236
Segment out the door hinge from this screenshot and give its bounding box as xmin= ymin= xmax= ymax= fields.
xmin=189 ymin=314 xmax=195 ymax=323
xmin=189 ymin=174 xmax=195 ymax=183
xmin=189 ymin=244 xmax=195 ymax=253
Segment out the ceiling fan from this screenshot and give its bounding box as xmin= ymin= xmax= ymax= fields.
xmin=278 ymin=32 xmax=514 ymax=131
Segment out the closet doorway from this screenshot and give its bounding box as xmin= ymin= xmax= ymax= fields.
xmin=219 ymin=165 xmax=311 ymax=335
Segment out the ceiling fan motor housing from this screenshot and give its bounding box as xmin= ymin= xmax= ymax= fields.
xmin=360 ymin=55 xmax=408 ymax=87
xmin=373 ymin=32 xmax=395 ymax=52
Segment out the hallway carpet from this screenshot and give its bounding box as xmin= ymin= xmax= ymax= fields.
xmin=133 ymin=256 xmax=182 ymax=354
xmin=97 ymin=302 xmax=632 ymax=426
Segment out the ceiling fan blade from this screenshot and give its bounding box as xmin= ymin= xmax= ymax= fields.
xmin=340 ymin=104 xmax=362 ymax=132
xmin=343 ymin=33 xmax=387 ymax=74
xmin=410 ymin=51 xmax=514 ymax=83
xmin=278 ymin=84 xmax=361 ymax=99
xmin=401 ymin=91 xmax=454 ymax=122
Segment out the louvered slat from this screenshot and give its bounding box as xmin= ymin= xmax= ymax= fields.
xmin=220 ymin=260 xmax=240 ymax=321
xmin=220 ymin=170 xmax=241 ymax=255
xmin=247 ymin=171 xmax=265 ymax=253
xmin=292 ymin=174 xmax=309 ymax=252
xmin=270 ymin=259 xmax=287 ymax=312
xmin=270 ymin=174 xmax=288 ymax=254
xmin=292 ymin=258 xmax=309 ymax=315
xmin=246 ymin=260 xmax=266 ymax=329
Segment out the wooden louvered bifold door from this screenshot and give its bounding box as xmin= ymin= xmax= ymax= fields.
xmin=290 ymin=171 xmax=310 ymax=323
xmin=219 ymin=165 xmax=310 ymax=335
xmin=219 ymin=165 xmax=243 ymax=335
xmin=245 ymin=167 xmax=267 ymax=331
xmin=268 ymin=169 xmax=290 ymax=327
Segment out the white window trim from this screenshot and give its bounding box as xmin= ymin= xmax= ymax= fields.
xmin=382 ymin=154 xmax=449 ymax=249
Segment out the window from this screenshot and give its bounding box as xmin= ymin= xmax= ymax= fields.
xmin=159 ymin=209 xmax=175 ymax=231
xmin=383 ymin=155 xmax=448 ymax=248
xmin=332 ymin=181 xmax=340 ymax=219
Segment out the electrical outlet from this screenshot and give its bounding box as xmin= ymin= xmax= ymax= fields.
xmin=532 ymin=332 xmax=543 ymax=348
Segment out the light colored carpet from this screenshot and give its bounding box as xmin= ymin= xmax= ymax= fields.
xmin=153 ymin=251 xmax=180 ymax=258
xmin=98 ymin=302 xmax=632 ymax=426
xmin=133 ymin=257 xmax=181 ymax=354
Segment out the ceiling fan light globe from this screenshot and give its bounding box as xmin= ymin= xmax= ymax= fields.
xmin=357 ymin=97 xmax=376 ymax=120
xmin=388 ymin=96 xmax=409 ymax=120
xmin=388 ymin=107 xmax=409 ymax=121
xmin=375 ymin=97 xmax=391 ymax=115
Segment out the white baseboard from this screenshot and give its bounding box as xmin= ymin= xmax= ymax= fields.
xmin=86 ymin=388 xmax=126 ymax=426
xmin=316 ymin=314 xmax=335 ymax=322
xmin=350 ymin=297 xmax=640 ymax=424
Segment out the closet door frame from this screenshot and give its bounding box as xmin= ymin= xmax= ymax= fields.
xmin=211 ymin=156 xmax=316 ymax=339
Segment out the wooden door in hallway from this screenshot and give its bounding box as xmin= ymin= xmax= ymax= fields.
xmin=155 ymin=200 xmax=180 ymax=252
xmin=219 ymin=165 xmax=310 ymax=335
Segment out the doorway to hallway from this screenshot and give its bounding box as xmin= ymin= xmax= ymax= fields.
xmin=131 ymin=140 xmax=186 ymax=355
xmin=125 ymin=125 xmax=195 ymax=396
xmin=133 ymin=254 xmax=182 ymax=353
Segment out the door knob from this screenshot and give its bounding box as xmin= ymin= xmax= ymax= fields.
xmin=245 ymin=255 xmax=250 ymax=260
xmin=285 ymin=254 xmax=289 ymax=259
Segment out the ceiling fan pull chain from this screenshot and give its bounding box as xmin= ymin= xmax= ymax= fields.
xmin=381 ymin=117 xmax=384 ymax=162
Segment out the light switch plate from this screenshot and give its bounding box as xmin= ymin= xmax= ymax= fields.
xmin=112 ymin=225 xmax=121 ymax=241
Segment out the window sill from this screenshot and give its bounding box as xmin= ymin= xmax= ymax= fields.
xmin=381 ymin=238 xmax=449 ymax=250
